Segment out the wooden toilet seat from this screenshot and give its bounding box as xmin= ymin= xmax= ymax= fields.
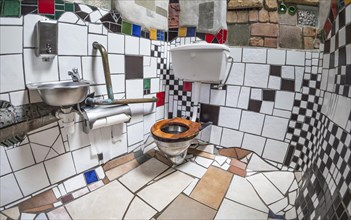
xmin=151 ymin=118 xmax=201 ymax=142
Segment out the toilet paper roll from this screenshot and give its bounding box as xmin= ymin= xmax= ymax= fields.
xmin=91 ymin=114 xmax=131 ymax=130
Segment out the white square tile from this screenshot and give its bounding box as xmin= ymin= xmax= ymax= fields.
xmin=0 ymin=54 xmax=25 ymax=93
xmin=126 ymin=79 xmax=143 ymax=98
xmin=239 ymin=111 xmax=265 ymax=135
xmin=0 ymin=26 xmax=22 ymax=54
xmin=250 ymin=88 xmax=262 ymax=100
xmin=144 ymin=113 xmax=156 ymax=134
xmin=58 ymin=56 xmax=82 ymax=81
xmin=150 ymin=78 xmax=160 ymax=94
xmin=108 ymin=33 xmax=124 ymax=54
xmin=237 ymin=87 xmax=250 ymax=109
xmin=267 ymin=49 xmax=286 ymax=65
xmin=275 ymin=91 xmax=295 ymax=110
xmin=0 ymin=174 xmax=23 ymax=206
xmin=273 ymin=109 xmax=291 ymax=118
xmin=268 ymin=76 xmax=281 ymax=89
xmin=156 ymin=105 xmax=165 ymax=120
xmin=23 ymin=49 xmax=59 ymax=84
xmin=58 ymin=23 xmax=87 ymax=55
xmin=210 ymin=125 xmax=222 ymax=145
xmin=109 ymin=54 xmax=125 ymax=73
xmin=242 ymin=133 xmax=266 ymax=155
xmin=295 ymin=66 xmax=304 ymax=91
xmin=210 ymin=89 xmax=226 ymax=106
xmin=10 ymin=90 xmax=29 ymax=106
xmin=66 ymin=122 xmax=91 ymax=151
xmin=15 ymin=163 xmax=50 ymax=196
xmin=111 ymin=74 xmax=125 ymax=93
xmin=242 ymin=48 xmax=267 ymax=63
xmin=262 ymin=139 xmax=289 ymax=163
xmin=29 ymin=126 xmax=60 ymax=147
xmin=333 ymin=95 xmax=351 ymax=129
xmin=286 ymin=51 xmax=305 ymax=66
xmin=0 ymin=93 xmax=10 ymax=102
xmin=220 ymin=128 xmax=243 ymax=148
xmin=23 ymin=14 xmax=46 ymax=47
xmin=88 ymin=23 xmax=102 ymax=34
xmin=88 ymin=34 xmax=107 ymax=56
xmin=129 ymin=103 xmax=144 ymax=125
xmin=244 ymin=64 xmax=270 ymax=88
xmin=262 ymin=116 xmax=289 ymax=140
xmin=281 ymin=66 xmax=295 ymax=79
xmin=218 ymin=107 xmax=241 ymax=129
xmin=0 ymin=17 xmax=23 ymax=25
xmin=229 ymin=47 xmax=242 ymax=62
xmin=7 ymin=144 xmax=35 ymax=171
xmin=44 ymin=153 xmax=76 ymax=184
xmin=127 ymin=122 xmax=144 ymax=146
xmin=143 ymin=57 xmax=157 ymax=78
xmin=64 ymin=174 xmax=86 ymax=193
xmin=226 ymin=63 xmax=245 ymax=85
xmin=0 ymin=147 xmax=12 ymax=176
xmin=140 ymin=38 xmax=151 ymax=56
xmin=125 ymin=36 xmax=139 ymax=55
xmin=225 ymin=86 xmax=240 ymax=107
xmin=72 ymin=146 xmax=99 ymax=174
xmin=81 ymin=56 xmax=105 ymax=84
xmin=346 ymin=4 xmax=351 ymax=24
xmin=339 ymin=26 xmax=346 ymax=47
xmin=199 ymin=83 xmax=211 ymax=104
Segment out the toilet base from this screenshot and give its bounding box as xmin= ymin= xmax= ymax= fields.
xmin=154 ymin=139 xmax=193 ymax=165
xmin=163 ymin=150 xmax=188 ymax=165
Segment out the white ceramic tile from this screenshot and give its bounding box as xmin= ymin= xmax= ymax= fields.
xmin=140 ymin=38 xmax=151 ymax=56
xmin=247 ymin=154 xmax=278 ymax=171
xmin=29 ymin=143 xmax=49 ymax=163
xmin=143 ymin=113 xmax=156 ymax=134
xmin=63 ymin=174 xmax=86 ymax=193
xmin=281 ymin=66 xmax=295 ymax=79
xmin=124 ymin=196 xmax=156 ymax=220
xmin=58 ymin=56 xmax=82 ymax=81
xmin=72 ymin=187 xmax=89 ymax=199
xmin=108 ymin=33 xmax=124 ymax=54
xmin=88 ymin=180 xmax=104 ymax=191
xmin=269 ymin=197 xmax=288 ymax=214
xmin=260 ymin=101 xmax=274 ymax=115
xmin=143 ymin=56 xmax=157 ymax=78
xmin=0 ymin=54 xmax=25 ymax=93
xmin=21 ymin=213 xmax=36 ymax=220
xmin=52 ymin=187 xmax=61 ymax=199
xmin=0 ymin=174 xmax=23 ymax=206
xmin=108 ymin=54 xmax=125 ymax=73
xmin=268 ymin=76 xmax=281 ymax=89
xmin=218 ymin=107 xmax=241 ymax=129
xmin=199 ymin=83 xmax=211 ymax=104
xmin=250 ymin=88 xmax=262 ymax=100
xmin=0 ymin=17 xmax=23 ymax=25
xmin=0 ymin=147 xmax=11 ymax=176
xmin=88 ymin=23 xmax=102 ymax=34
xmin=215 ymin=199 xmax=268 ymax=220
xmin=23 ymin=14 xmax=46 ymax=47
xmin=65 ymin=181 xmax=133 ymax=219
xmin=0 ymin=93 xmax=10 ymax=102
xmin=128 ymin=103 xmax=144 ymax=125
xmin=66 ymin=123 xmax=90 ymax=151
xmin=275 ymin=91 xmax=295 ymax=110
xmin=323 ymin=53 xmax=330 ymax=68
xmin=247 ymin=173 xmax=284 ymax=205
xmin=150 ymin=78 xmax=160 ymax=94
xmin=125 ymin=36 xmax=139 ymax=55
xmin=0 ymin=26 xmax=22 ymax=54
xmin=239 ymin=111 xmax=265 ymax=135
xmin=244 ymin=64 xmax=270 ymax=88
xmin=44 ymin=153 xmax=76 ymax=184
xmin=210 ymin=89 xmax=226 ymax=106
xmin=267 ymin=49 xmax=286 ymax=65
xmin=15 ymin=163 xmax=50 ymax=196
xmin=7 ymin=144 xmax=35 ymax=171
xmin=220 ymin=128 xmax=243 ymax=148
xmin=196 ymin=144 xmax=215 ymax=154
xmin=273 ymin=108 xmax=291 ymax=118
xmin=229 ymin=47 xmax=242 ymax=62
xmin=263 ymin=171 xmax=294 ymax=195
xmin=242 ymin=48 xmax=267 ymax=63
xmin=225 ymin=86 xmax=240 ymax=107
xmin=288 ymin=190 xmax=297 ymax=205
xmin=295 ymin=66 xmax=304 ymax=92
xmin=183 ymin=178 xmax=199 ymax=196
xmin=226 ymin=176 xmax=269 ymax=213
xmin=156 ymin=105 xmax=165 ymax=120
xmin=87 ymin=34 xmax=107 ymax=56
xmin=339 ymin=26 xmax=346 ymax=47
xmin=226 ymin=63 xmax=245 ymax=85
xmin=210 ymin=125 xmax=222 ymax=145
xmin=195 ymin=156 xmax=213 ymax=168
xmin=286 ymin=51 xmax=305 ymax=66
xmin=72 ymin=146 xmax=99 ymax=174
xmin=262 ymin=139 xmax=289 ymax=163
xmin=58 ymin=184 xmax=67 ymax=196
xmin=242 ymin=133 xmax=266 ymax=155
xmin=262 ymin=116 xmax=289 ymax=140
xmin=138 ymin=171 xmax=194 ymax=212
xmin=126 ymin=79 xmax=143 ymax=98
xmin=119 ymin=158 xmax=168 ymax=192
xmin=81 ymin=56 xmax=106 ymax=84
xmin=215 ymin=155 xmax=227 ymax=166
xmin=29 ymin=127 xmax=60 ymax=147
xmin=285 ymin=207 xmax=297 ymax=219
xmin=176 ymin=161 xmax=207 ymax=179
xmin=58 ymin=12 xmax=79 ymax=23
xmin=346 ymin=44 xmax=351 ymax=65
xmin=346 ymin=4 xmax=351 ymax=24
xmin=332 ymin=95 xmax=351 ymax=129
xmin=58 ymin=23 xmax=87 ymax=55
xmin=35 ymin=213 xmax=47 ymax=220
xmin=237 ymin=87 xmax=250 ymax=109
xmin=127 ymin=122 xmax=144 ymax=146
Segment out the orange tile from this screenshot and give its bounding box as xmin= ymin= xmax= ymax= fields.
xmin=150 ymin=29 xmax=157 ymax=40
xmin=103 ymin=153 xmax=135 ymax=171
xmin=235 ymin=148 xmax=251 ymax=159
xmin=19 ymin=189 xmax=57 ymax=213
xmin=228 ymin=165 xmax=247 ymax=177
xmin=178 ymin=27 xmax=187 ymax=37
xmin=230 ymin=158 xmax=247 ymax=170
xmin=190 ymin=166 xmax=233 ymax=210
xmin=218 ymin=148 xmax=238 ymax=158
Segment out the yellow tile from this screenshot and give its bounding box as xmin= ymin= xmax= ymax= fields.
xmin=150 ymin=29 xmax=157 ymax=40
xmin=178 ymin=27 xmax=187 ymax=37
xmin=345 ymin=0 xmax=351 ymax=5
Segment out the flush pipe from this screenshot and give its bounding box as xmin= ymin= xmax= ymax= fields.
xmin=86 ymin=42 xmax=157 ymax=105
xmin=191 ymin=82 xmax=201 ymax=122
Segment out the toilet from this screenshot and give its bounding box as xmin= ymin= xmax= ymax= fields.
xmin=151 ymin=42 xmax=231 ymax=165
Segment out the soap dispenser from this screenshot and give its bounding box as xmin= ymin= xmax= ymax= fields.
xmin=36 ymin=20 xmax=58 ymax=58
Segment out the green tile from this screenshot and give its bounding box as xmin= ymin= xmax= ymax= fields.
xmin=55 ymin=5 xmax=64 ymax=10
xmin=55 ymin=10 xmax=64 ymax=19
xmin=2 ymin=0 xmax=20 ymax=17
xmin=144 ymin=79 xmax=151 ymax=90
xmin=64 ymin=2 xmax=74 ymax=12
xmin=45 ymin=14 xmax=55 ymax=19
xmin=55 ymin=0 xmax=65 ymax=4
xmin=122 ymin=21 xmax=132 ymax=35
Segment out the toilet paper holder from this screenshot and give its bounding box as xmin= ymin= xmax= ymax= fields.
xmin=81 ymin=104 xmax=131 ymax=133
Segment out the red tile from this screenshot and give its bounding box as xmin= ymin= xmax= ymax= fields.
xmin=205 ymin=33 xmax=215 ymax=43
xmin=183 ymin=81 xmax=192 ymax=92
xmin=38 ymin=0 xmax=55 ymax=14
xmin=156 ymin=91 xmax=165 ymax=107
xmin=216 ymin=29 xmax=228 ymax=44
xmin=324 ymin=19 xmax=332 ymax=37
xmin=230 ymin=158 xmax=247 ymax=170
xmin=228 ymin=166 xmax=247 ymax=177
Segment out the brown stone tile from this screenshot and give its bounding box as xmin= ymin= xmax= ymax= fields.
xmin=61 ymin=194 xmax=74 ymax=204
xmin=249 ymin=10 xmax=258 ymax=22
xmin=19 ymin=189 xmax=57 ymax=213
xmin=190 ymin=166 xmax=233 ymax=210
xmin=102 ymin=176 xmax=110 ymax=185
xmin=264 ymin=37 xmax=278 ymax=48
xmin=304 ymin=37 xmax=315 ymax=49
xmin=105 ymin=159 xmax=140 ymax=180
xmin=228 ymin=166 xmax=247 ymax=177
xmin=235 ymin=148 xmax=251 ymax=159
xmin=279 ymin=25 xmax=303 ymax=49
xmin=22 ymin=204 xmax=53 ymax=213
xmin=251 ymin=23 xmax=278 ymax=37
xmin=218 ymin=148 xmax=238 ymax=158
xmin=269 ymin=11 xmax=278 ymax=23
xmin=303 ymin=27 xmax=316 ymax=37
xmin=158 ymin=194 xmax=216 ymax=220
xmin=188 ymin=148 xmax=215 ymax=159
xmin=249 ymin=37 xmax=264 ymax=47
xmin=258 ymin=9 xmax=269 ymax=22
xmin=230 ymin=158 xmax=247 ymax=170
xmin=103 ymin=153 xmax=135 ymax=171
xmin=155 ymin=151 xmax=173 ymax=167
xmin=228 ymin=0 xmax=264 ymax=9
xmin=264 ymin=0 xmax=278 ymax=10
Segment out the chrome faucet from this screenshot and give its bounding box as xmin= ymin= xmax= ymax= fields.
xmin=68 ymin=68 xmax=81 ymax=82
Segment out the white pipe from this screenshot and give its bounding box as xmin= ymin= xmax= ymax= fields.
xmin=191 ymin=82 xmax=201 ymax=122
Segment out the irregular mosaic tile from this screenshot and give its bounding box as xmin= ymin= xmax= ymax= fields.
xmin=196 ymin=144 xmax=214 ymax=154
xmin=176 ymin=161 xmax=207 ymax=179
xmin=263 ymin=171 xmax=295 ymax=194
xmin=285 ymin=207 xmax=297 ymax=219
xmin=105 ymin=159 xmax=139 ymax=181
xmin=137 ymin=171 xmax=193 ymax=212
xmin=87 ymin=180 xmax=104 ymax=191
xmin=269 ymin=197 xmax=288 ymax=214
xmin=288 ymin=190 xmax=297 ymax=205
xmin=123 ymin=197 xmax=157 ymax=220
xmin=154 ymin=168 xmax=175 ymax=181
xmin=228 ymin=165 xmax=247 ymax=177
xmin=1 ymin=206 xmax=20 ymax=219
xmin=246 ymin=154 xmax=279 ymax=171
xmin=71 ymin=187 xmax=89 ymax=199
xmin=215 ymin=199 xmax=268 ymax=219
xmin=214 ymin=155 xmax=227 ymax=166
xmin=190 ymin=166 xmax=233 ymax=210
xmin=94 ymin=167 xmax=105 ymax=180
xmin=194 ymin=156 xmax=213 ymax=168
xmin=183 ymin=178 xmax=200 ymax=196
xmin=46 ymin=206 xmax=70 ymax=220
xmin=0 ymin=213 xmax=6 ymax=220
xmin=102 ymin=153 xmax=135 ymax=171
xmin=187 ymin=148 xmax=215 ymax=159
xmin=18 ymin=190 xmax=56 ymax=213
xmin=63 ymin=175 xmax=86 ymax=193
xmin=21 ymin=213 xmax=36 ymax=220
xmin=218 ymin=148 xmax=251 ymax=159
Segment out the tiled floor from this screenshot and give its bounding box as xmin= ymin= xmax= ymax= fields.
xmin=0 ymin=145 xmax=300 ymax=220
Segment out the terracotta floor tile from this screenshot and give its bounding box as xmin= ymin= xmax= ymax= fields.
xmin=103 ymin=153 xmax=135 ymax=171
xmin=158 ymin=194 xmax=216 ymax=220
xmin=105 ymin=159 xmax=140 ymax=180
xmin=235 ymin=148 xmax=251 ymax=159
xmin=23 ymin=204 xmax=53 ymax=213
xmin=228 ymin=166 xmax=247 ymax=177
xmin=188 ymin=148 xmax=215 ymax=159
xmin=218 ymin=148 xmax=238 ymax=158
xmin=19 ymin=189 xmax=57 ymax=213
xmin=230 ymin=158 xmax=247 ymax=170
xmin=61 ymin=194 xmax=74 ymax=204
xmin=190 ymin=166 xmax=233 ymax=210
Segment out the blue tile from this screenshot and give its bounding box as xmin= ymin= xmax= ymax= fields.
xmin=132 ymin=24 xmax=141 ymax=37
xmin=268 ymin=210 xmax=284 ymax=219
xmin=157 ymin=30 xmax=165 ymax=41
xmin=187 ymin=27 xmax=196 ymax=37
xmin=84 ymin=170 xmax=98 ymax=184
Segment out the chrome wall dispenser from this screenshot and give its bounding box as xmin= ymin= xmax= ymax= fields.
xmin=36 ymin=20 xmax=58 ymax=58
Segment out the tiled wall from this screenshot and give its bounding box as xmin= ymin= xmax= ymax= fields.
xmin=0 ymin=8 xmax=168 ymax=207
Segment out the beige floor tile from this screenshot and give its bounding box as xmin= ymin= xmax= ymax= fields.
xmin=105 ymin=159 xmax=139 ymax=180
xmin=158 ymin=194 xmax=216 ymax=220
xmin=47 ymin=207 xmax=71 ymax=220
xmin=215 ymin=198 xmax=268 ymax=219
xmin=1 ymin=206 xmax=20 ymax=219
xmin=103 ymin=153 xmax=135 ymax=171
xmin=65 ymin=181 xmax=133 ymax=219
xmin=124 ymin=197 xmax=157 ymax=220
xmin=190 ymin=166 xmax=233 ymax=210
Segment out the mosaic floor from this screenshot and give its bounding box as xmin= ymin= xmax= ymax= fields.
xmin=0 ymin=145 xmax=301 ymax=220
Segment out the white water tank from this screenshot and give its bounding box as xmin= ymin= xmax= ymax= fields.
xmin=170 ymin=42 xmax=230 ymax=83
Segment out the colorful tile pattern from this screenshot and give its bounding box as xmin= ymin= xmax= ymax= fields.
xmin=84 ymin=170 xmax=98 ymax=184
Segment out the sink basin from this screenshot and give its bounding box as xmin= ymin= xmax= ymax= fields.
xmin=27 ymin=80 xmax=90 ymax=106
